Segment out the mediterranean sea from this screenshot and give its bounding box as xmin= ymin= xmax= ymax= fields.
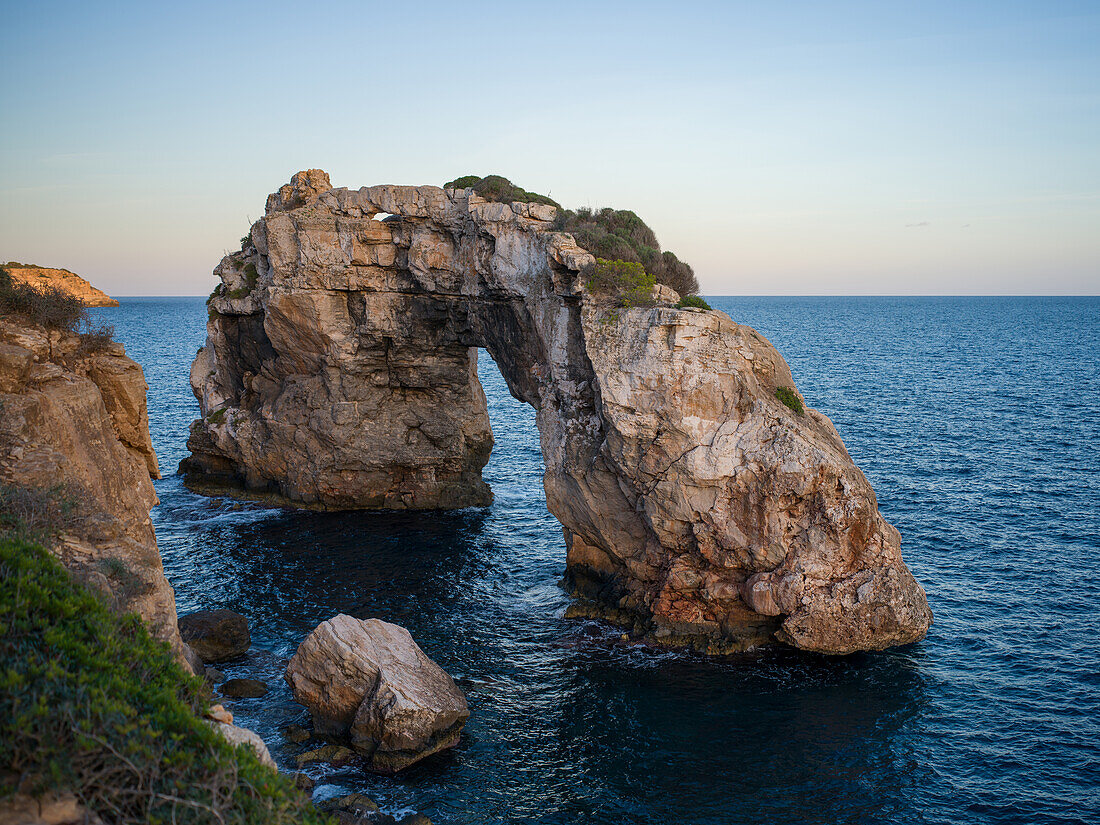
xmin=92 ymin=296 xmax=1100 ymax=825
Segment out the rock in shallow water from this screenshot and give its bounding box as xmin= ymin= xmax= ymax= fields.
xmin=178 ymin=609 xmax=250 ymax=662
xmin=295 ymin=744 xmax=357 ymax=768
xmin=219 ymin=677 xmax=268 ymax=698
xmin=285 ymin=615 xmax=469 ymax=773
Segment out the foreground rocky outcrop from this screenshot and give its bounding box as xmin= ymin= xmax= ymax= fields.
xmin=3 ymin=263 xmax=119 ymax=307
xmin=184 ymin=170 xmax=932 ymax=654
xmin=0 ymin=318 xmax=191 ymax=661
xmin=285 ymin=615 xmax=470 ymax=772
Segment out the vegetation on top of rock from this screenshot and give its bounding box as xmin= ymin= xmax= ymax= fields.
xmin=775 ymin=386 xmax=804 ymax=415
xmin=0 ymin=266 xmax=114 ymax=348
xmin=586 ymin=258 xmax=657 ymax=308
xmin=227 ymin=263 xmax=259 ymax=299
xmin=553 ymin=207 xmax=699 ymax=297
xmin=443 ymin=174 xmax=560 ymax=207
xmin=441 ymin=176 xmax=699 ymax=296
xmin=0 ymin=526 xmax=331 ymax=825
xmin=676 ymin=295 xmax=712 ymax=310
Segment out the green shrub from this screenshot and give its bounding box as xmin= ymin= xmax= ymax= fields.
xmin=587 ymin=258 xmax=656 ymax=308
xmin=0 ymin=267 xmax=116 ymax=350
xmin=0 ymin=535 xmax=330 ymax=825
xmin=553 ymin=209 xmax=699 ymax=296
xmin=775 ymin=386 xmax=804 ymax=415
xmin=206 ymin=407 xmax=227 ymax=425
xmin=676 ymin=295 xmax=712 ymax=310
xmin=76 ymin=322 xmax=116 ymax=353
xmin=0 ymin=266 xmax=86 ymax=333
xmin=443 ymin=174 xmax=560 ymax=207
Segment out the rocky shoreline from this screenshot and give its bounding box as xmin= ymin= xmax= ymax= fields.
xmin=1 ymin=171 xmax=934 ymax=821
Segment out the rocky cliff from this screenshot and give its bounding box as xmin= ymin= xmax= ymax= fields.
xmin=4 ymin=263 xmax=120 ymax=307
xmin=0 ymin=318 xmax=190 ymax=662
xmin=183 ymin=170 xmax=932 ymax=654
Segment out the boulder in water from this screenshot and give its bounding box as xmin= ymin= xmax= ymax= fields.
xmin=178 ymin=609 xmax=250 ymax=662
xmin=285 ymin=615 xmax=469 ymax=772
xmin=219 ymin=677 xmax=268 ymax=698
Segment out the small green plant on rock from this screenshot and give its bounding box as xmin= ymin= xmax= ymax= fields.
xmin=676 ymin=295 xmax=711 ymax=310
xmin=775 ymin=386 xmax=804 ymax=415
xmin=206 ymin=407 xmax=227 ymax=425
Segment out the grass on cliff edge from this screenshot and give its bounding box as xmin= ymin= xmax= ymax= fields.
xmin=0 ymin=525 xmax=330 ymax=823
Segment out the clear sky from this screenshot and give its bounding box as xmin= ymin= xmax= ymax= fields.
xmin=1 ymin=1 xmax=1097 ymax=296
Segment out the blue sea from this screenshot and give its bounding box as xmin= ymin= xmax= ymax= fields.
xmin=91 ymin=297 xmax=1100 ymax=825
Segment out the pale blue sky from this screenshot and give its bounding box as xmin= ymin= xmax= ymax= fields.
xmin=1 ymin=1 xmax=1097 ymax=295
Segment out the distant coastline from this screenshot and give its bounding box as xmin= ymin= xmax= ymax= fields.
xmin=3 ymin=261 xmax=119 ymax=307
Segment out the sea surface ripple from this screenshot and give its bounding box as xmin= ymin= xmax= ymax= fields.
xmin=92 ymin=296 xmax=1100 ymax=825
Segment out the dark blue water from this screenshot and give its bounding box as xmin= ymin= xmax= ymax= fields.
xmin=92 ymin=297 xmax=1100 ymax=825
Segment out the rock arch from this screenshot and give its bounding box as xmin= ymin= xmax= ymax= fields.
xmin=183 ymin=170 xmax=932 ymax=654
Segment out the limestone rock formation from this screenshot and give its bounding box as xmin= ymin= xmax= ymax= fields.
xmin=285 ymin=615 xmax=470 ymax=772
xmin=206 ymin=719 xmax=277 ymax=768
xmin=185 ymin=170 xmax=932 ymax=655
xmin=0 ymin=319 xmax=190 ymax=663
xmin=4 ymin=263 xmax=119 ymax=307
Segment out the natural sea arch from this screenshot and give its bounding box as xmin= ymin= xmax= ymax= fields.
xmin=183 ymin=170 xmax=932 ymax=655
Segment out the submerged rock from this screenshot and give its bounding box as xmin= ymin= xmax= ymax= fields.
xmin=205 ymin=665 xmax=226 ymax=684
xmin=318 ymin=794 xmax=435 ymax=825
xmin=178 ymin=609 xmax=250 ymax=662
xmin=184 ymin=170 xmax=932 ymax=655
xmin=219 ymin=677 xmax=268 ymax=698
xmin=285 ymin=615 xmax=469 ymax=772
xmin=295 ymin=743 xmax=357 ymax=768
xmin=283 ymin=723 xmax=310 ymax=743
xmin=317 ymin=794 xmax=379 ymax=816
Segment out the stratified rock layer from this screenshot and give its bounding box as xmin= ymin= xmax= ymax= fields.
xmin=0 ymin=319 xmax=189 ymax=662
xmin=185 ymin=170 xmax=932 ymax=654
xmin=285 ymin=615 xmax=470 ymax=772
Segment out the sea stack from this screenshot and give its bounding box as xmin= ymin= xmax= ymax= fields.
xmin=183 ymin=170 xmax=932 ymax=655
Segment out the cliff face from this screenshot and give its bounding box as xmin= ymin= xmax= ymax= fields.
xmin=5 ymin=264 xmax=120 ymax=307
xmin=0 ymin=319 xmax=187 ymax=660
xmin=184 ymin=170 xmax=931 ymax=654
